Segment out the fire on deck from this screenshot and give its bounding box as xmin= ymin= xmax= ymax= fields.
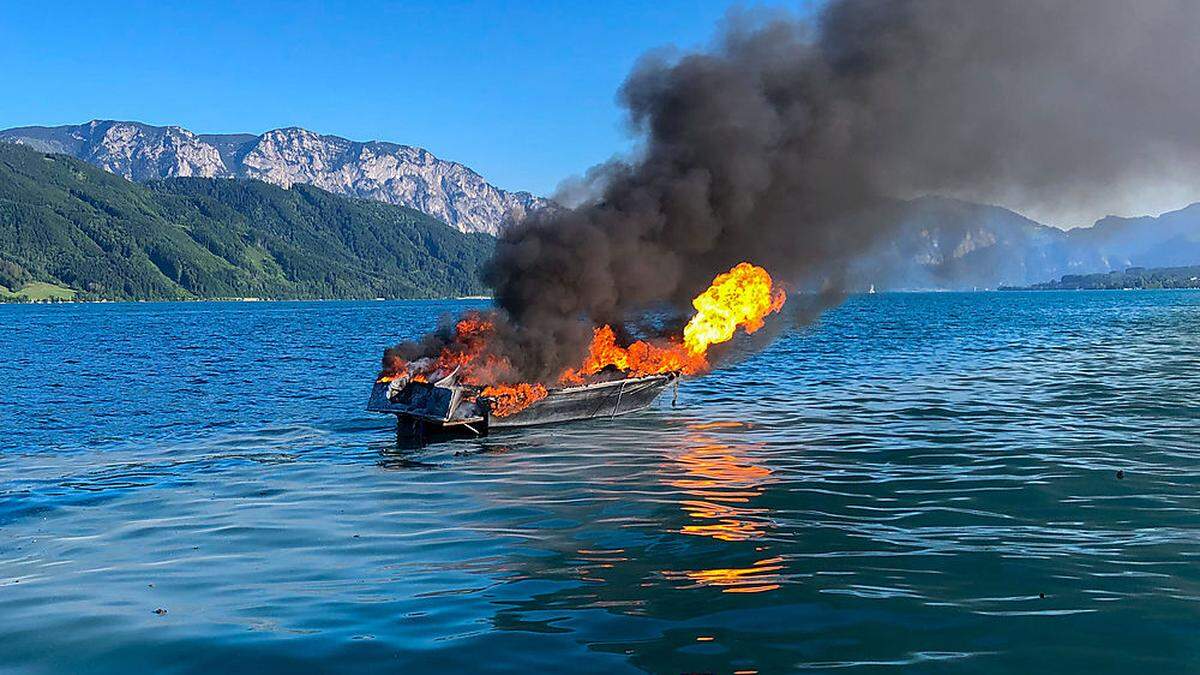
xmin=367 ymin=367 xmax=678 ymax=435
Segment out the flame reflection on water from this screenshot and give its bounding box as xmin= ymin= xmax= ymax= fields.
xmin=660 ymin=421 xmax=786 ymax=594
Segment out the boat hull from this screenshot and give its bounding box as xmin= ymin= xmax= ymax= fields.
xmin=492 ymin=374 xmax=675 ymax=428
xmin=367 ymin=372 xmax=677 ymax=433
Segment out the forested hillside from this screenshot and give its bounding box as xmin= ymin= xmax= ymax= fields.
xmin=0 ymin=143 xmax=494 ymax=301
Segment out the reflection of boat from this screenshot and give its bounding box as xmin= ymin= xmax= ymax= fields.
xmin=662 ymin=556 xmax=784 ymax=594
xmin=367 ymin=369 xmax=678 ymax=434
xmin=661 ymin=423 xmax=785 ymax=594
xmin=671 ymin=442 xmax=774 ymax=542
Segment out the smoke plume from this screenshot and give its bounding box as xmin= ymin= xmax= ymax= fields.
xmin=389 ymin=0 xmax=1200 ymax=382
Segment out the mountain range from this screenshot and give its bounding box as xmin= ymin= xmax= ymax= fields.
xmin=0 ymin=142 xmax=492 ymax=301
xmin=5 ymin=119 xmax=1200 ymax=294
xmin=0 ymin=120 xmax=548 ymax=235
xmin=850 ymin=196 xmax=1200 ymax=289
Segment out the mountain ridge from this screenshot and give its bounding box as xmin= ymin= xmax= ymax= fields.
xmin=8 ymin=121 xmax=1200 ymax=292
xmin=0 ymin=119 xmax=549 ymax=235
xmin=847 ymin=196 xmax=1200 ymax=289
xmin=0 ymin=142 xmax=493 ymax=301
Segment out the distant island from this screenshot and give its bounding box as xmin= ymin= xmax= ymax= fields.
xmin=0 ymin=143 xmax=494 ymax=302
xmin=1002 ymin=265 xmax=1200 ymax=290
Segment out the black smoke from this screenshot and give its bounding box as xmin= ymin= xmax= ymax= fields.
xmin=390 ymin=0 xmax=1200 ymax=382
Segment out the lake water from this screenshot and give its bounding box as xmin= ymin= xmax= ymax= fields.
xmin=3 ymin=292 xmax=1200 ymax=673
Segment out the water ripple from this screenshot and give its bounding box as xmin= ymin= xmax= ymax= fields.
xmin=3 ymin=293 xmax=1200 ymax=671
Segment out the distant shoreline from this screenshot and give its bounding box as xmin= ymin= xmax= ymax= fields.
xmin=1000 ymin=265 xmax=1200 ymax=291
xmin=10 ymin=287 xmax=1200 ymax=307
xmin=0 ymin=295 xmax=496 ymax=306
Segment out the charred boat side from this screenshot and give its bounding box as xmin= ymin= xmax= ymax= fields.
xmin=367 ymin=371 xmax=678 ymax=433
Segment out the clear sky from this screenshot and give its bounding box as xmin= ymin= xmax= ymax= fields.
xmin=0 ymin=0 xmax=799 ymax=197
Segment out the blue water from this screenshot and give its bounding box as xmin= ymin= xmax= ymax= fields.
xmin=3 ymin=292 xmax=1200 ymax=673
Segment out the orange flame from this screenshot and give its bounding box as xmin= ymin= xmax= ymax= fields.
xmin=683 ymin=262 xmax=787 ymax=355
xmin=559 ymin=325 xmax=707 ymax=383
xmin=378 ymin=262 xmax=786 ymax=417
xmin=377 ymin=313 xmax=514 ymax=385
xmin=482 ymin=382 xmax=549 ymax=417
xmin=560 ymin=262 xmax=786 ymax=383
xmin=433 ymin=315 xmax=502 ymax=380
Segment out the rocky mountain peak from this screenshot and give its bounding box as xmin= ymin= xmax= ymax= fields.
xmin=0 ymin=120 xmax=550 ymax=234
xmin=78 ymin=120 xmax=228 ymax=181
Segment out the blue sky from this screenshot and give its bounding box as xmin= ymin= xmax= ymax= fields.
xmin=0 ymin=1 xmax=801 ymax=196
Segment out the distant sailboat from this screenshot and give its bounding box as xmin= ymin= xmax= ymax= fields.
xmin=868 ymin=284 xmax=876 ymax=294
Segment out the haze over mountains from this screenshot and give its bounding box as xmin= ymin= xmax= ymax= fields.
xmin=4 ymin=119 xmax=1200 ymax=296
xmin=853 ymin=197 xmax=1200 ymax=289
xmin=0 ymin=120 xmax=548 ymax=235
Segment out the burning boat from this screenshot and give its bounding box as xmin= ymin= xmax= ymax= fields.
xmin=368 ymin=262 xmax=786 ymax=435
xmin=367 ymin=367 xmax=678 ymax=433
